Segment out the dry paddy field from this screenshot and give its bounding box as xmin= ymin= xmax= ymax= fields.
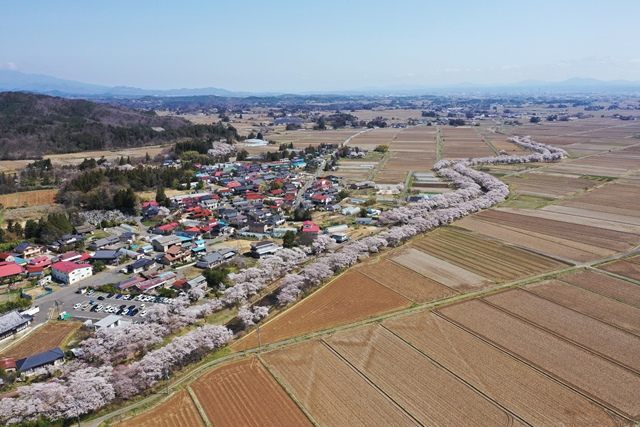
xmin=367 ymin=126 xmax=438 ymax=184
xmin=441 ymin=126 xmax=495 ymax=158
xmin=262 ymin=340 xmax=416 ymax=426
xmin=232 ymin=270 xmax=411 ymax=351
xmin=0 ymin=188 xmax=58 ymax=208
xmin=559 ymin=269 xmax=640 ymax=308
xmin=118 ymin=390 xmax=204 ymax=427
xmin=191 ymin=358 xmax=310 ymax=427
xmin=599 ymin=257 xmax=640 ymax=282
xmin=457 ymin=208 xmax=640 ymax=263
xmin=0 ymin=321 xmax=81 ymax=360
xmin=504 ymin=171 xmax=601 ymax=199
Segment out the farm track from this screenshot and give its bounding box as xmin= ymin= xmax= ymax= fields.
xmin=95 ymin=124 xmax=640 ymax=426
xmin=97 ymin=244 xmax=640 ymax=427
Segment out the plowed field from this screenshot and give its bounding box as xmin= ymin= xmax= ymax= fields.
xmin=599 ymin=260 xmax=640 ymax=281
xmin=262 ymin=340 xmax=415 ymax=426
xmin=118 ymin=391 xmax=204 ymax=427
xmin=1 ymin=321 xmax=81 ymax=359
xmin=392 ymin=247 xmax=489 ymax=290
xmin=384 ymin=311 xmax=627 ymax=426
xmin=411 ymin=228 xmax=565 ymax=282
xmin=356 ymin=259 xmax=456 ymax=302
xmin=486 ymin=289 xmax=640 ymax=372
xmin=325 ymin=325 xmax=515 ymax=425
xmin=233 ymin=270 xmax=410 ymax=351
xmin=560 ymin=270 xmax=640 ymax=308
xmin=440 ymin=300 xmax=640 ymax=418
xmin=191 ymin=358 xmax=310 ymax=427
xmin=527 ymin=280 xmax=640 ymax=336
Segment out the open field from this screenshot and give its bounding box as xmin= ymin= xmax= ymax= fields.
xmin=440 ymin=300 xmax=640 ymax=419
xmin=325 ymin=325 xmax=516 ymax=425
xmin=0 ymin=145 xmax=173 ymax=173
xmin=392 ymin=247 xmax=489 ymax=290
xmin=527 ymin=280 xmax=640 ymax=336
xmin=0 ymin=321 xmax=81 ymax=359
xmin=411 ymin=228 xmax=566 ymax=282
xmin=442 ymin=127 xmax=494 ymax=158
xmin=456 ymin=215 xmax=615 ymax=262
xmin=560 ymin=270 xmax=640 ymax=308
xmin=504 ymin=172 xmax=601 ymax=198
xmin=485 ymin=289 xmax=640 ymax=372
xmin=361 ymin=127 xmax=437 ymax=184
xmin=191 ymin=358 xmax=310 ymax=427
xmin=233 ymin=270 xmax=410 ymax=351
xmin=356 ymin=258 xmax=456 ymax=303
xmin=0 ymin=189 xmax=58 ymax=208
xmin=384 ymin=312 xmax=629 ymax=426
xmin=261 ymin=340 xmax=415 ymax=426
xmin=118 ymin=390 xmax=204 ymax=427
xmin=599 ymin=259 xmax=640 ymax=281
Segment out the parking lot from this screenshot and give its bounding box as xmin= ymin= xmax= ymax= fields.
xmin=60 ymin=289 xmax=175 ymax=323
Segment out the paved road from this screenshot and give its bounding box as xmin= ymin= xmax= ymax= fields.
xmin=31 ymin=269 xmax=126 ymax=325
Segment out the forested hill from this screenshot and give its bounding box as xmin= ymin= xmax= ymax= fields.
xmin=0 ymin=92 xmax=238 ymax=159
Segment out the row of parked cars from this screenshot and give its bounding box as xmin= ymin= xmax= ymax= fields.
xmin=77 ymin=288 xmax=175 ymax=305
xmin=73 ymin=301 xmax=147 ymax=317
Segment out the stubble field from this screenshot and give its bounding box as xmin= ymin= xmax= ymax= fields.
xmin=0 ymin=321 xmax=81 ymax=360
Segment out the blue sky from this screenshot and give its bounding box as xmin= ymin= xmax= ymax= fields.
xmin=1 ymin=0 xmax=639 ymax=91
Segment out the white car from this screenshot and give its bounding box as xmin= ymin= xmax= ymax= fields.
xmin=140 ymin=310 xmax=147 ymax=317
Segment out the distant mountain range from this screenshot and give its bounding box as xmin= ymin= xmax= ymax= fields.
xmin=1 ymin=69 xmax=640 ymax=98
xmin=0 ymin=69 xmax=245 ymax=98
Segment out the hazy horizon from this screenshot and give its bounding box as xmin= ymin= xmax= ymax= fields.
xmin=2 ymin=0 xmax=640 ymax=92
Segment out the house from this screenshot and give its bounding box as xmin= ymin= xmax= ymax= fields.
xmin=13 ymin=242 xmax=43 ymax=258
xmin=0 ymin=357 xmax=16 ymax=372
xmin=325 ymin=224 xmax=349 ymax=235
xmin=153 ymin=222 xmax=179 ymax=235
xmin=0 ymin=262 xmax=24 ymax=281
xmin=16 ymin=347 xmax=64 ymax=375
xmin=196 ymin=252 xmax=224 ymax=269
xmin=93 ymin=314 xmax=125 ymax=330
xmin=89 ymin=236 xmax=120 ymax=251
xmin=217 ymin=247 xmax=237 ymax=260
xmin=187 ymin=275 xmax=207 ymax=288
xmin=331 ymin=233 xmax=349 ymax=243
xmin=0 ymin=311 xmax=31 ymax=342
xmin=299 ymin=220 xmax=320 ymax=244
xmin=247 ymin=221 xmax=270 ymax=234
xmin=250 ymin=241 xmax=280 ymax=258
xmin=151 ymin=235 xmax=182 ymax=252
xmin=160 ymin=245 xmax=192 ymax=266
xmin=51 ymin=262 xmax=92 ymax=285
xmin=90 ymin=250 xmax=121 ymax=264
xmin=0 ymin=253 xmax=16 ymax=263
xmin=58 ymin=251 xmax=83 ymax=262
xmin=74 ymin=224 xmax=96 ymax=235
xmin=125 ymin=257 xmax=156 ymax=274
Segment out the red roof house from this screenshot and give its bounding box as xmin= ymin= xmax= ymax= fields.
xmin=0 ymin=262 xmax=24 ymax=279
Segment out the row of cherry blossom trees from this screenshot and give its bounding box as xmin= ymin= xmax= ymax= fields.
xmin=275 ymin=136 xmax=566 ymax=304
xmin=0 ymin=135 xmax=566 ymax=425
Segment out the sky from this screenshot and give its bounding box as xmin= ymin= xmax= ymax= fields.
xmin=1 ymin=0 xmax=639 ymax=92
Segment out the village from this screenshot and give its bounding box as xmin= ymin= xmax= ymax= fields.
xmin=0 ymin=142 xmax=389 ymax=381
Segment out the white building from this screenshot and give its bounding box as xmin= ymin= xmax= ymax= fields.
xmin=51 ymin=261 xmax=93 ymax=285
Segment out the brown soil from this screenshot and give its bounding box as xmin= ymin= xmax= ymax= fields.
xmin=384 ymin=311 xmax=627 ymax=426
xmin=392 ymin=247 xmax=489 ymax=291
xmin=528 ymin=280 xmax=640 ymax=336
xmin=1 ymin=321 xmax=81 ymax=359
xmin=191 ymin=358 xmax=310 ymax=427
xmin=440 ymin=300 xmax=640 ymax=418
xmin=325 ymin=325 xmax=515 ymax=425
xmin=486 ymin=289 xmax=640 ymax=372
xmin=261 ymin=340 xmax=415 ymax=426
xmin=357 ymin=258 xmax=456 ymax=302
xmin=561 ymin=270 xmax=640 ymax=308
xmin=233 ymin=271 xmax=410 ymax=351
xmin=118 ymin=391 xmax=204 ymax=427
xmin=599 ymin=260 xmax=640 ymax=281
xmin=412 ymin=228 xmax=565 ymax=282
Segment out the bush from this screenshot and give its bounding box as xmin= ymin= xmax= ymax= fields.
xmin=374 ymin=145 xmax=389 ymax=153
